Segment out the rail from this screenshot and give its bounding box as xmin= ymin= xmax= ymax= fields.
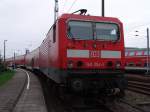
xmin=127 ymin=80 xmax=150 ymax=96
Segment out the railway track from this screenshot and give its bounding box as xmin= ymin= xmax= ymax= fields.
xmin=127 ymin=80 xmax=150 ymax=96
xmin=38 ymin=72 xmax=115 ymax=112
xmin=63 ymin=104 xmax=114 ymax=112
xmin=118 ymin=99 xmax=148 ymax=112
xmin=38 ymin=72 xmax=150 ymax=112
xmin=62 ymin=97 xmax=115 ymax=112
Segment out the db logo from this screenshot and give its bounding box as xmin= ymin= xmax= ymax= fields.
xmin=90 ymin=51 xmax=100 ymax=58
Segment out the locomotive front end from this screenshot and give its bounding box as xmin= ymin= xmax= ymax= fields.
xmin=59 ymin=14 xmax=127 ymax=96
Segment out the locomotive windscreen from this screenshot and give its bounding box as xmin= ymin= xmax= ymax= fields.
xmin=96 ymin=23 xmax=119 ymax=41
xmin=68 ymin=20 xmax=119 ymax=41
xmin=68 ymin=21 xmax=93 ymax=40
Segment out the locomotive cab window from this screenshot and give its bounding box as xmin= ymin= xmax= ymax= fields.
xmin=95 ymin=23 xmax=119 ymax=41
xmin=68 ymin=21 xmax=93 ymax=40
xmin=67 ymin=20 xmax=120 ymax=41
xmin=53 ymin=24 xmax=56 ymax=43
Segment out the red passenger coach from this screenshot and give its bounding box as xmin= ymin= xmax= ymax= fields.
xmin=25 ymin=48 xmax=40 ymax=70
xmin=125 ymin=49 xmax=148 ymax=72
xmin=14 ymin=55 xmax=25 ymax=68
xmin=6 ymin=57 xmax=14 ymax=67
xmin=6 ymin=55 xmax=25 ymax=68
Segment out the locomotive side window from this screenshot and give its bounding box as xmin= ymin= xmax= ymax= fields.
xmin=95 ymin=23 xmax=119 ymax=41
xmin=47 ymin=24 xmax=56 ymax=43
xmin=68 ymin=21 xmax=93 ymax=40
xmin=53 ymin=24 xmax=56 ymax=43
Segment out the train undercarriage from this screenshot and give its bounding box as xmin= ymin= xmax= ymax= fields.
xmin=43 ymin=69 xmax=128 ymax=99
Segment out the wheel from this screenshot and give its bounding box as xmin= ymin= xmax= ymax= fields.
xmin=117 ymin=89 xmax=125 ymax=98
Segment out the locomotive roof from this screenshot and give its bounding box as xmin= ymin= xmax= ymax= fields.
xmin=59 ymin=14 xmax=122 ymax=23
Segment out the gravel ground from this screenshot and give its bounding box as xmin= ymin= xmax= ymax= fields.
xmin=124 ymin=90 xmax=150 ymax=105
xmin=122 ymin=90 xmax=150 ymax=112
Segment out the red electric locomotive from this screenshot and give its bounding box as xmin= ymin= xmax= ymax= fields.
xmin=32 ymin=12 xmax=127 ymax=96
xmin=7 ymin=11 xmax=127 ymax=96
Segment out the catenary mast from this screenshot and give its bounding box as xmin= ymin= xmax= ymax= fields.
xmin=54 ymin=0 xmax=59 ymax=22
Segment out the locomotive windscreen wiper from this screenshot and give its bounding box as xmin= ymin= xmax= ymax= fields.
xmin=67 ymin=26 xmax=74 ymax=38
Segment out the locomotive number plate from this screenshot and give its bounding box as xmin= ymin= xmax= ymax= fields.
xmin=87 ymin=62 xmax=104 ymax=67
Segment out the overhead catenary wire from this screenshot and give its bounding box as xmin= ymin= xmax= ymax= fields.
xmin=62 ymin=0 xmax=68 ymax=13
xmin=127 ymin=23 xmax=150 ymax=34
xmin=67 ymin=0 xmax=77 ymax=13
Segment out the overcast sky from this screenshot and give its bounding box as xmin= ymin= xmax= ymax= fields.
xmin=0 ymin=0 xmax=150 ymax=58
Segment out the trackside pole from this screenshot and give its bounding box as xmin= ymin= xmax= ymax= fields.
xmin=146 ymin=28 xmax=150 ymax=75
xmin=102 ymin=0 xmax=105 ymax=17
xmin=54 ymin=0 xmax=59 ymax=22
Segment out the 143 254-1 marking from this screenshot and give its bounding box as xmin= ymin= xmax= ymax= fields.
xmin=87 ymin=62 xmax=104 ymax=67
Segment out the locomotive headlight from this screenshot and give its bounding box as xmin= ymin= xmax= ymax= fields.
xmin=67 ymin=60 xmax=74 ymax=68
xmin=77 ymin=61 xmax=84 ymax=67
xmin=107 ymin=61 xmax=113 ymax=67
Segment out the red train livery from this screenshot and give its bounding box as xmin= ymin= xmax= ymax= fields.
xmin=7 ymin=13 xmax=127 ymax=96
xmin=6 ymin=55 xmax=25 ymax=68
xmin=125 ymin=49 xmax=149 ymax=71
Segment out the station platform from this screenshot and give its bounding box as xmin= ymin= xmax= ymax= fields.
xmin=0 ymin=69 xmax=47 ymax=112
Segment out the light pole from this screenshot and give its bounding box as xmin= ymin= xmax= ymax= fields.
xmin=0 ymin=50 xmax=2 ymax=64
xmin=135 ymin=28 xmax=150 ymax=75
xmin=4 ymin=40 xmax=7 ymax=65
xmin=54 ymin=0 xmax=58 ymax=22
xmin=102 ymin=0 xmax=105 ymax=17
xmin=13 ymin=52 xmax=16 ymax=69
xmin=146 ymin=28 xmax=149 ymax=75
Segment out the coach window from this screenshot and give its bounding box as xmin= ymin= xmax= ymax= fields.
xmin=125 ymin=52 xmax=128 ymax=56
xmin=128 ymin=62 xmax=135 ymax=67
xmin=136 ymin=51 xmax=142 ymax=56
xmin=129 ymin=52 xmax=135 ymax=56
xmin=144 ymin=63 xmax=147 ymax=67
xmin=144 ymin=51 xmax=148 ymax=55
xmin=53 ymin=24 xmax=56 ymax=43
xmin=136 ymin=62 xmax=142 ymax=66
